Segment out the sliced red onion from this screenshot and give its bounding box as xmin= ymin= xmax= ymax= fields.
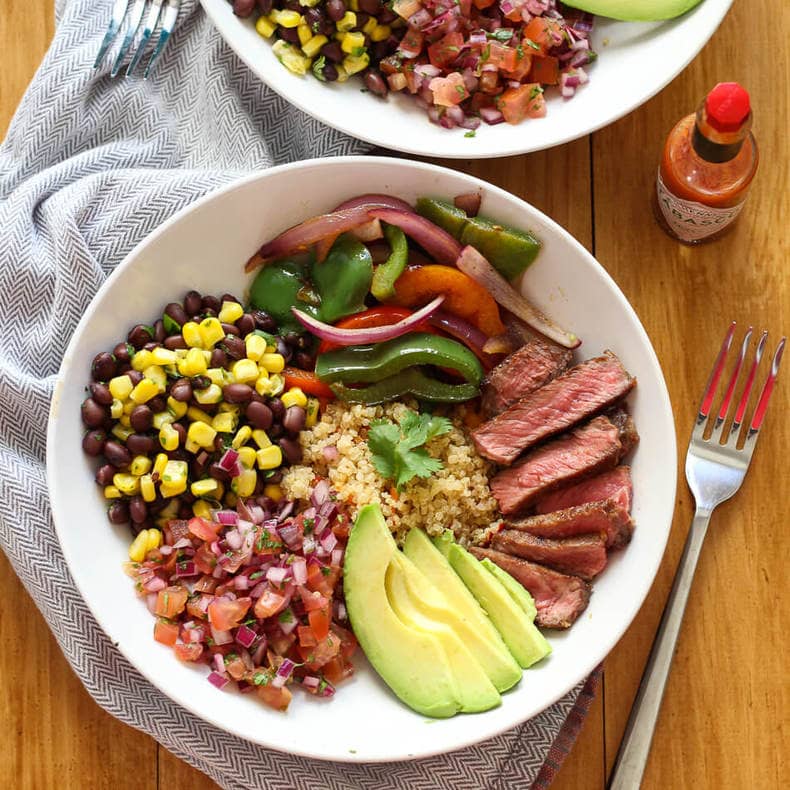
xmin=428 ymin=309 xmax=494 ymax=366
xmin=350 ymin=218 xmax=383 ymax=243
xmin=210 ymin=625 xmax=234 ymax=645
xmin=218 ymin=448 xmax=239 ymax=472
xmin=207 ymin=671 xmax=229 ymax=690
xmin=455 ymin=245 xmax=580 ymax=348
xmin=271 ymin=657 xmax=296 ymax=688
xmin=322 ymin=445 xmax=339 ymax=463
xmin=235 ymin=624 xmax=258 ymax=649
xmin=369 ymin=207 xmax=463 ymax=263
xmin=292 ymin=557 xmax=308 ymax=586
xmin=331 ymin=548 xmax=344 ymax=567
xmin=292 ymin=294 xmax=444 ymax=347
xmin=331 ymin=194 xmax=413 ymax=213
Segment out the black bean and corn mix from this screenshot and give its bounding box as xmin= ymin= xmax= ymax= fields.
xmin=80 ymin=291 xmax=321 ymax=542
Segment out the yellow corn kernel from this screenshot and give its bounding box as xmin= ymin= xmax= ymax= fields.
xmin=113 ymin=473 xmax=140 ymax=496
xmin=232 ymin=425 xmax=252 ymax=449
xmin=342 ymin=31 xmax=365 ymax=54
xmin=104 ymin=485 xmax=122 ymax=499
xmin=282 ymin=387 xmax=308 ymax=409
xmin=205 ymin=367 xmax=226 ymax=386
xmin=157 ymin=498 xmax=179 ymax=522
xmin=160 ymin=480 xmax=187 ymax=498
xmin=252 ymin=429 xmax=272 ymax=449
xmin=336 ymin=11 xmax=356 ymax=31
xmin=264 ymin=483 xmax=284 ymax=502
xmin=130 ymin=455 xmax=152 ymax=476
xmin=182 ymin=321 xmax=203 ymax=348
xmin=145 ymin=528 xmax=163 ymax=551
xmin=214 ymin=481 xmax=225 ymax=500
xmin=194 ymin=383 xmax=223 ymax=404
xmin=362 ymin=16 xmax=377 ymax=35
xmin=305 ymin=397 xmax=319 ymax=428
xmin=150 ymin=347 xmax=177 ymax=365
xmin=184 ymin=439 xmax=200 ymax=454
xmin=109 ymin=375 xmax=134 ymax=401
xmin=349 ymin=0 xmax=358 ymax=9
xmin=187 ymin=421 xmax=217 ymax=449
xmin=211 ymin=411 xmax=237 ymax=434
xmin=152 ymin=410 xmax=175 ymax=430
xmin=232 ymin=358 xmax=259 ymax=384
xmin=181 ymin=347 xmax=207 ymax=377
xmin=335 ymin=63 xmax=350 ymax=83
xmin=119 ymin=414 xmax=132 ymax=429
xmin=256 ymin=445 xmax=282 ymax=470
xmin=256 ymin=15 xmax=276 ymax=38
xmin=270 ymin=9 xmax=302 ymax=26
xmin=217 ymin=300 xmax=242 ymax=323
xmin=224 ymin=491 xmax=238 ymax=507
xmin=272 ymin=40 xmax=312 ymax=75
xmin=139 ymin=474 xmax=156 ymax=503
xmin=197 ymin=317 xmax=224 ymax=349
xmin=218 ymin=402 xmax=240 ymax=415
xmin=130 ymin=349 xmax=154 ymax=372
xmin=191 ymin=478 xmax=219 ymax=498
xmin=192 ymin=500 xmax=214 ymax=519
xmin=302 ymin=34 xmax=327 ymax=58
xmin=109 ymin=399 xmax=124 ymax=419
xmin=153 ymin=453 xmax=169 ymax=478
xmin=167 ymin=396 xmax=188 ymax=420
xmin=296 ymin=24 xmax=311 ymax=46
xmin=259 ymin=353 xmax=285 ymax=373
xmin=232 ymin=468 xmax=258 ymax=498
xmin=123 ymin=399 xmax=137 ymax=415
xmin=129 ymin=530 xmax=150 ymax=563
xmin=245 ymin=333 xmax=268 ymax=362
xmin=111 ymin=424 xmax=133 ymax=442
xmin=159 ymin=422 xmax=179 ymax=451
xmin=342 ymin=52 xmax=369 ymax=75
xmin=187 ymin=405 xmax=213 ymax=425
xmin=370 ymin=23 xmax=391 ymax=42
xmin=237 ymin=445 xmax=257 ymax=469
xmin=143 ymin=365 xmax=167 ymax=392
xmin=129 ymin=378 xmax=158 ymax=404
xmin=269 ymin=373 xmax=285 ymax=396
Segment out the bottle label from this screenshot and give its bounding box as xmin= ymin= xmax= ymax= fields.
xmin=656 ymin=171 xmax=744 ymax=242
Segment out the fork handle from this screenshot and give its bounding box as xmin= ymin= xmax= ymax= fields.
xmin=608 ymin=508 xmax=712 ymax=789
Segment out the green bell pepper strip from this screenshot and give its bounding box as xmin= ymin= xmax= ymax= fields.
xmin=330 ymin=367 xmax=480 ymax=405
xmin=370 ymin=224 xmax=408 ymax=301
xmin=315 ymin=333 xmax=484 ymax=387
xmin=310 ymin=234 xmax=373 ymax=324
xmin=248 ymin=258 xmax=315 ymax=332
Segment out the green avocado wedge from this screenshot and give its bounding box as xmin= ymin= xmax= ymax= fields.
xmin=403 ymin=529 xmax=522 ymax=693
xmin=344 ymin=505 xmax=461 ymax=718
xmin=385 ymin=556 xmax=501 ymax=713
xmin=480 ymin=558 xmax=538 ymax=622
xmin=561 ymin=0 xmax=703 ymax=21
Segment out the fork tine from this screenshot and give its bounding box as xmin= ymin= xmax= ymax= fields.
xmin=93 ymin=0 xmax=131 ymax=69
xmin=143 ymin=0 xmax=180 ymax=79
xmin=710 ymin=327 xmax=752 ymax=443
xmin=745 ymin=337 xmax=785 ymax=440
xmin=728 ymin=330 xmax=768 ymax=441
xmin=693 ymin=321 xmax=736 ymax=437
xmin=126 ymin=0 xmax=164 ymax=77
xmin=110 ymin=0 xmax=148 ymax=78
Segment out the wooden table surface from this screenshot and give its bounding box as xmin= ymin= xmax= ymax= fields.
xmin=1 ymin=0 xmax=787 ymax=787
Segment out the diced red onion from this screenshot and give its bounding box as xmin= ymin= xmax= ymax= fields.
xmin=159 ymin=545 xmax=173 ymax=556
xmin=278 ymin=610 xmax=298 ymax=636
xmin=459 ymin=115 xmax=481 ymax=131
xmin=445 ymin=105 xmax=465 ymax=125
xmin=225 ymin=530 xmax=243 ymax=551
xmin=271 ymin=658 xmax=296 ymax=688
xmin=277 ymin=501 xmax=295 ymax=522
xmin=302 ymin=535 xmax=317 ymax=555
xmin=234 ymin=574 xmax=250 ymax=591
xmin=250 ymin=581 xmax=268 ymax=599
xmin=350 ymin=218 xmax=383 ymax=243
xmin=251 ymin=638 xmax=268 ymax=665
xmin=415 ymin=63 xmax=441 ymax=78
xmin=318 ymin=680 xmax=336 ymax=698
xmin=277 ymin=521 xmax=301 ymax=550
xmin=292 ymin=557 xmax=308 ymax=586
xmin=175 ymin=561 xmax=198 ymax=578
xmin=311 ymin=479 xmax=331 ymax=507
xmin=480 ymin=107 xmax=505 ymax=125
xmin=207 ymin=671 xmax=229 ymax=690
xmin=173 ymin=537 xmax=192 ymax=549
xmin=331 ymin=548 xmax=344 ymax=567
xmin=143 ymin=576 xmax=167 ymax=592
xmin=215 ymin=509 xmax=238 ymax=526
xmin=266 ymin=566 xmax=289 ymax=585
xmin=213 ymin=653 xmax=226 ymax=673
xmin=322 ymin=445 xmax=339 ymax=463
xmin=235 ymin=624 xmax=258 ymax=649
xmin=320 ymin=531 xmax=338 ymax=554
xmin=145 ymin=593 xmax=158 ymax=614
xmin=218 ymin=448 xmax=239 ymax=472
xmin=302 ymin=675 xmax=320 ymax=689
xmin=469 ymin=29 xmax=487 ymax=46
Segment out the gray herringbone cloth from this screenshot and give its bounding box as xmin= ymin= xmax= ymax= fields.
xmin=0 ymin=0 xmax=593 ymax=787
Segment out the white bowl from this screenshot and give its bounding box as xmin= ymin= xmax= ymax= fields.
xmin=48 ymin=156 xmax=676 ymax=761
xmin=200 ymin=0 xmax=732 ymax=158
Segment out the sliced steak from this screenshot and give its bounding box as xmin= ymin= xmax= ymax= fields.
xmin=535 ymin=465 xmax=633 ymax=515
xmin=470 ymin=547 xmax=591 ymax=629
xmin=505 ymin=499 xmax=633 ymax=549
xmin=482 ymin=335 xmax=572 ymax=415
xmin=473 ymin=352 xmax=635 ymax=465
xmin=608 ymin=408 xmax=640 ymax=456
xmin=490 ymin=415 xmax=623 ymax=515
xmin=492 ymin=530 xmax=608 ymax=580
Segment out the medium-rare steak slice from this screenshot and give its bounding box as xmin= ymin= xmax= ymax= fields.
xmin=490 ymin=415 xmax=623 ymax=515
xmin=492 ymin=530 xmax=608 ymax=580
xmin=608 ymin=408 xmax=640 ymax=456
xmin=535 ymin=465 xmax=633 ymax=515
xmin=470 ymin=547 xmax=591 ymax=629
xmin=473 ymin=351 xmax=636 ymax=465
xmin=505 ymin=500 xmax=633 ymax=549
xmin=482 ymin=336 xmax=572 ymax=415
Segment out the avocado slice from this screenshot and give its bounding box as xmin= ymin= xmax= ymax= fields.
xmin=561 ymin=0 xmax=702 ymax=20
xmin=459 ymin=217 xmax=542 ymax=281
xmin=386 ymin=556 xmax=501 ymax=713
xmin=344 ymin=505 xmax=461 ymax=718
xmin=415 ymin=197 xmax=469 ymax=238
xmin=480 ymin=558 xmax=538 ymax=621
xmin=403 ymin=529 xmax=522 ymax=692
xmin=442 ymin=537 xmax=551 ymax=668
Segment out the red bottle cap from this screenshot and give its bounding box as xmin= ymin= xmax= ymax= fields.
xmin=705 ymin=82 xmax=751 ymax=132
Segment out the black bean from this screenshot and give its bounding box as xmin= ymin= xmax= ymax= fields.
xmin=95 ymin=464 xmax=115 ymax=487
xmin=184 ymin=290 xmax=203 ymax=315
xmin=284 ymin=0 xmax=301 ymax=9
xmin=268 ymin=397 xmax=285 ymax=421
xmin=107 ymin=501 xmax=129 ymax=525
xmin=256 ymin=0 xmax=272 ymax=13
xmin=277 ymin=26 xmax=300 ymax=44
xmin=378 ymin=7 xmax=397 ymax=23
xmin=283 ymin=406 xmax=306 ymax=435
xmin=195 ymin=402 xmax=218 ymax=416
xmin=165 ymin=302 xmax=189 ymax=329
xmin=191 ymin=375 xmax=210 ymax=391
xmin=90 ymin=382 xmax=113 ymax=406
xmin=129 ymin=405 xmax=153 ymax=432
xmin=283 ymin=331 xmax=301 ymax=347
xmin=267 ymin=470 xmax=283 ymax=484
xmin=208 ymin=463 xmax=231 ymax=482
xmin=113 ymin=343 xmax=132 ymax=365
xmin=268 ymin=423 xmax=283 ymax=439
xmin=223 ymin=335 xmax=246 ymax=360
xmin=91 ymin=352 xmax=117 ymax=381
xmin=359 ymin=0 xmax=381 ymax=13
xmin=182 ymin=491 xmax=196 ymax=505
xmin=170 ymin=379 xmax=193 ymax=402
xmin=327 ymin=0 xmax=345 ymax=21
xmin=129 ymin=495 xmax=148 ymax=524
xmin=192 ymin=451 xmax=210 ymax=478
xmin=210 ymin=348 xmax=227 ymax=368
xmin=81 ymin=398 xmax=106 ymax=428
xmin=153 ymin=320 xmax=166 ymax=343
xmin=177 ymin=503 xmax=193 ymax=520
xmin=126 ymin=433 xmax=155 ymax=456
xmin=364 ymin=69 xmax=388 ymax=97
xmin=172 ymin=423 xmax=188 ymax=446
xmin=164 ymin=335 xmax=187 ymax=350
xmin=321 ymin=41 xmax=344 ymax=62
xmin=104 ymin=440 xmax=131 ymax=468
xmin=223 ymin=383 xmax=254 ymax=403
xmin=233 ymin=0 xmax=256 ymax=16
xmin=143 ymin=341 xmax=160 ymax=352
xmin=252 ymin=310 xmax=276 ymax=332
xmin=322 ymin=63 xmax=339 ymax=82
xmin=253 ymin=476 xmax=266 ymax=496
xmin=278 ymin=437 xmax=303 ymax=465
xmin=245 ymin=400 xmax=273 ymax=430
xmin=237 ymin=313 xmax=255 ymax=337
xmin=221 ymin=322 xmax=240 ymax=336
xmin=148 ymin=498 xmax=167 ymax=515
xmin=127 ymin=370 xmax=143 ymax=386
xmin=220 ymin=293 xmax=240 ymax=305
xmin=168 ymin=448 xmax=190 ymax=462
xmin=128 ymin=324 xmax=154 ymax=349
xmin=148 ymin=395 xmax=167 ymax=413
xmin=304 ymin=7 xmax=323 ymax=29
xmin=131 ymin=519 xmax=154 ymax=536
xmin=82 ymin=429 xmax=107 ymax=456
xmin=353 ymin=11 xmax=370 ymax=30
xmin=275 ymin=338 xmax=292 ymax=362
xmin=202 ymin=295 xmax=221 ymax=313
xmin=294 ymin=351 xmax=315 ymax=370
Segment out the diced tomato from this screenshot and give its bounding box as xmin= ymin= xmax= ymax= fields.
xmin=499 ymin=84 xmax=546 ymax=124
xmin=186 ymin=593 xmax=211 ymax=620
xmin=429 ymin=72 xmax=469 ymax=107
xmin=188 ymin=517 xmax=221 ymax=542
xmin=225 ymin=655 xmax=248 ymax=681
xmin=529 ymin=55 xmax=560 ymax=85
xmin=194 ymin=543 xmax=218 ymax=575
xmin=523 ymin=17 xmax=563 ymax=55
xmin=331 ymin=623 xmax=359 ymax=661
xmin=485 ymin=42 xmax=518 ymax=72
xmin=298 ymin=586 xmax=329 ymax=613
xmin=472 ymin=0 xmax=495 ymax=7
xmin=399 ymin=28 xmax=424 ymax=59
xmin=258 ymin=683 xmax=292 ymax=712
xmin=470 ymin=91 xmax=495 ymax=112
xmin=298 ymin=625 xmax=318 ymax=648
xmin=305 ymin=563 xmax=340 ymax=597
xmin=301 ymin=634 xmax=341 ymax=671
xmin=254 ymin=590 xmax=287 ymax=619
xmin=379 ymin=55 xmax=402 ymax=76
xmin=308 ymin=606 xmax=331 ymax=641
xmin=208 ymin=596 xmax=251 ymax=631
xmin=478 ymin=70 xmax=501 ymax=96
xmin=504 ymin=50 xmax=533 ymax=82
xmin=174 ymin=642 xmax=203 ymax=662
xmin=155 ymin=586 xmax=188 ymax=618
xmin=269 ymin=631 xmax=296 ymax=656
xmin=428 ymin=32 xmax=464 ymax=70
xmin=153 ymin=618 xmax=179 ymax=647
xmin=322 ymin=655 xmax=355 ymax=685
xmin=164 ymin=519 xmax=191 ymax=545
xmin=402 ymin=64 xmax=421 ymax=94
xmin=331 ymin=515 xmax=350 ymax=540
xmin=193 ymin=575 xmax=218 ymax=593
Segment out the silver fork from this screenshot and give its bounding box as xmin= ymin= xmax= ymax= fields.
xmin=609 ymin=322 xmax=785 ymax=790
xmin=93 ymin=0 xmax=180 ymax=79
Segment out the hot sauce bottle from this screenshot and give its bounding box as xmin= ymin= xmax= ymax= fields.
xmin=655 ymin=82 xmax=758 ymax=244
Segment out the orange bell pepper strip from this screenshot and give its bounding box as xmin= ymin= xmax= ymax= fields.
xmin=282 ymin=367 xmax=336 ymax=399
xmin=386 ymin=265 xmax=506 ymax=337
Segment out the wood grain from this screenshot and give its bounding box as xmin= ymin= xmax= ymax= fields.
xmin=0 ymin=0 xmax=786 ymax=787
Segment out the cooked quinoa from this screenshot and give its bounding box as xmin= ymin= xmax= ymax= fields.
xmin=282 ymin=400 xmax=500 ymax=547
